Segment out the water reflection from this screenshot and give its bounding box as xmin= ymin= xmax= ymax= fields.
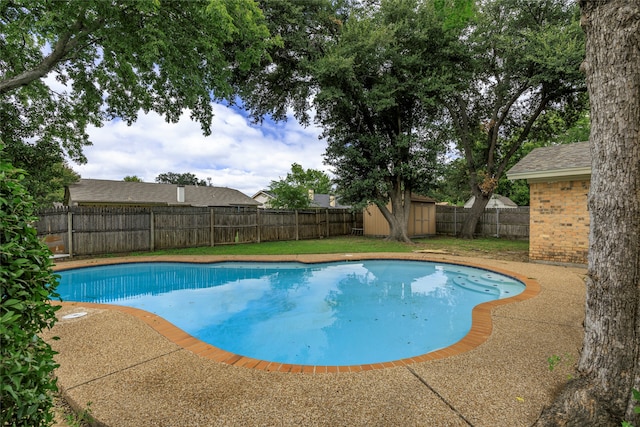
xmin=57 ymin=261 xmax=524 ymax=365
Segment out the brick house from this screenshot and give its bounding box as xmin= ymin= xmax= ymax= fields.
xmin=507 ymin=142 xmax=590 ymax=265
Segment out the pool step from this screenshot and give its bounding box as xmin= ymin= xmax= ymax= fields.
xmin=452 ymin=276 xmax=501 ymax=296
xmin=452 ymin=274 xmax=523 ymax=297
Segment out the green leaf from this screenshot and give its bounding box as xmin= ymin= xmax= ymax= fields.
xmin=1 ymin=299 xmax=24 ymax=310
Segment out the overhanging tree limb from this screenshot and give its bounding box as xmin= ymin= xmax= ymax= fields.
xmin=0 ymin=10 xmax=104 ymax=94
xmin=1 ymin=0 xmax=274 ymax=208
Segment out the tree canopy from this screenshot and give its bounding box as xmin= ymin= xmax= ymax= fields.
xmin=0 ymin=0 xmax=275 ymax=206
xmin=155 ymin=172 xmax=209 ymax=186
xmin=319 ymin=0 xmax=472 ymax=241
xmin=244 ymin=0 xmax=473 ymax=240
xmin=267 ymin=163 xmax=332 ymax=209
xmin=445 ymin=0 xmax=586 ymax=237
xmin=432 ymin=110 xmax=591 ymax=207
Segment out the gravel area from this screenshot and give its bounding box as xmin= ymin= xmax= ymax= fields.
xmin=45 ymin=254 xmax=586 ymax=427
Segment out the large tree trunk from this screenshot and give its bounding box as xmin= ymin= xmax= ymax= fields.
xmin=458 ymin=192 xmax=491 ymax=239
xmin=536 ymin=1 xmax=640 ymax=425
xmin=377 ymin=188 xmax=412 ymax=243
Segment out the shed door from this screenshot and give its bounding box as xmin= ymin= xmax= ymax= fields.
xmin=410 ymin=203 xmax=435 ymax=236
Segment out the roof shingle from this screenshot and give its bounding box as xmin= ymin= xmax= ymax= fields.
xmin=507 ymin=142 xmax=591 ymax=181
xmin=66 ymin=179 xmax=259 ymax=207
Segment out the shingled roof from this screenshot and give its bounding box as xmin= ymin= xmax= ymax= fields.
xmin=507 ymin=142 xmax=591 ymax=182
xmin=464 ymin=194 xmax=518 ymax=209
xmin=65 ymin=179 xmax=259 ymax=207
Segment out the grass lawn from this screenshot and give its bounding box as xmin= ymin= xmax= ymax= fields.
xmin=131 ymin=235 xmax=529 ymax=262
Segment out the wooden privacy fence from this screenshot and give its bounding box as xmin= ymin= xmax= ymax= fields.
xmin=436 ymin=206 xmax=530 ymax=239
xmin=36 ymin=206 xmax=363 ymax=258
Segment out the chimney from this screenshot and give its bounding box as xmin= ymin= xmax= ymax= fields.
xmin=177 ymin=186 xmax=185 ymax=203
xmin=308 ymin=189 xmax=314 ymax=201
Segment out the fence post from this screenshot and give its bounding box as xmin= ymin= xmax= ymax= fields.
xmin=454 ymin=206 xmax=457 ymax=236
xmin=66 ymin=211 xmax=73 ymax=258
xmin=295 ymin=210 xmax=299 ymax=241
xmin=343 ymin=210 xmax=347 ymax=235
xmin=326 ymin=209 xmax=330 ymax=237
xmin=256 ymin=208 xmax=261 ymax=243
xmin=150 ymin=211 xmax=155 ymax=252
xmin=496 ymin=208 xmax=500 ymax=238
xmin=210 ymin=208 xmax=215 ymax=246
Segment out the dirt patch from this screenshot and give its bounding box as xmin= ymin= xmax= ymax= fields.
xmin=441 ymin=249 xmax=529 ymax=263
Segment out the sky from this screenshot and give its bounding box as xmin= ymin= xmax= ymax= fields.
xmin=68 ymin=104 xmax=331 ymax=198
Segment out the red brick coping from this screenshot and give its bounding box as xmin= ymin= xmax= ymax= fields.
xmin=52 ymin=254 xmax=540 ymax=373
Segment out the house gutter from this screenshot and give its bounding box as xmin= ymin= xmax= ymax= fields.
xmin=507 ymin=166 xmax=592 ymax=183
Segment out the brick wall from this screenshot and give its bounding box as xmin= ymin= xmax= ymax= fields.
xmin=529 ymin=179 xmax=590 ymax=265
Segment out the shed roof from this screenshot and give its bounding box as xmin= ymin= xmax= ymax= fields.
xmin=66 ymin=179 xmax=259 ymax=207
xmin=410 ymin=194 xmax=436 ymax=203
xmin=464 ymin=194 xmax=518 ymax=209
xmin=507 ymin=142 xmax=591 ymax=182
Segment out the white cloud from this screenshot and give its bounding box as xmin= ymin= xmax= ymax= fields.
xmin=70 ymin=104 xmax=330 ymax=196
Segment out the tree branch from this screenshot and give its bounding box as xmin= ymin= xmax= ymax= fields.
xmin=0 ymin=12 xmax=103 ymax=95
xmin=0 ymin=32 xmax=75 ymax=94
xmin=487 ymin=82 xmax=530 ymax=170
xmin=495 ymin=91 xmax=553 ymax=179
xmin=446 ymin=95 xmax=478 ymax=182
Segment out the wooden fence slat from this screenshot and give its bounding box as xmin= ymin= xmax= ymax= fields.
xmin=36 ymin=206 xmax=363 ymax=256
xmin=435 ymin=205 xmax=529 ymax=239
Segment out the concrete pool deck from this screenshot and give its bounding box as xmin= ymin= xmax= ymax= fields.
xmin=45 ymin=253 xmax=586 ymax=426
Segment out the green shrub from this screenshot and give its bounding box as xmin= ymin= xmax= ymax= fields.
xmin=0 ymin=142 xmax=61 ymax=426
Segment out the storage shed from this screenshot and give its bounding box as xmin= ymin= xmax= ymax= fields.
xmin=507 ymin=142 xmax=591 ymax=265
xmin=363 ymin=194 xmax=436 ymax=237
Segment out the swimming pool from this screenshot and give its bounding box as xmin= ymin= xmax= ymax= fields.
xmin=56 ymin=260 xmax=525 ymax=366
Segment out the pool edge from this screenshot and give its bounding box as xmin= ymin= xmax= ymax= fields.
xmin=52 ymin=253 xmax=541 ymax=373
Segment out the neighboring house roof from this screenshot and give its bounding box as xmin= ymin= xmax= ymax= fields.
xmin=252 ymin=189 xmax=275 ymax=199
xmin=464 ymin=194 xmax=518 ymax=209
xmin=507 ymin=142 xmax=591 ymax=182
xmin=310 ymin=193 xmax=351 ymax=209
xmin=251 ymin=190 xmax=275 ymax=207
xmin=65 ymin=179 xmax=259 ymax=207
xmin=252 ymin=189 xmax=352 ymax=209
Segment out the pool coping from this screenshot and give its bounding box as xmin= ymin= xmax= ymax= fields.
xmin=52 ymin=253 xmax=540 ymax=374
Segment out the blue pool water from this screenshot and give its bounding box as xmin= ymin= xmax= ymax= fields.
xmin=56 ymin=260 xmax=525 ymax=366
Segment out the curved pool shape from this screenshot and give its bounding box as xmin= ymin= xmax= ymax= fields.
xmin=56 ymin=260 xmax=525 ymax=366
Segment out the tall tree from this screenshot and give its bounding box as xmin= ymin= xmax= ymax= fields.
xmin=446 ymin=0 xmax=587 ymax=238
xmin=0 ymin=0 xmax=273 ymax=201
xmin=267 ymin=163 xmax=332 ymax=209
xmin=244 ymin=0 xmax=471 ymax=241
xmin=536 ymin=0 xmax=640 ymax=425
xmin=155 ymin=172 xmax=207 ymax=187
xmin=319 ymin=0 xmax=471 ymax=241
